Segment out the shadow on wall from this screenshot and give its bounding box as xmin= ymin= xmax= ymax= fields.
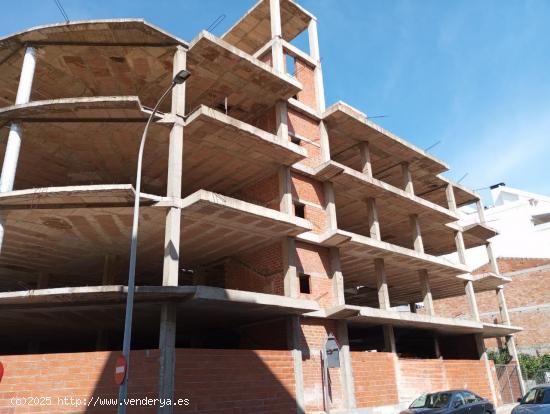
xmin=0 ymin=348 xmax=298 ymax=413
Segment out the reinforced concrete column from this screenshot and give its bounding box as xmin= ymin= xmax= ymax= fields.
xmin=158 ymin=46 xmax=186 ymax=413
xmin=409 ymin=210 xmax=434 ymax=316
xmin=375 ymin=258 xmax=396 ymax=352
xmin=287 ymin=315 xmax=305 ymax=414
xmin=359 ymin=142 xmax=372 ymax=177
xmin=496 ymin=284 xmax=525 ymax=393
xmin=307 ymin=18 xmax=325 ymax=113
xmin=475 ymin=333 xmax=498 ymax=404
xmin=419 ymin=269 xmax=434 ymax=316
xmin=330 ymin=247 xmax=345 ymax=306
xmin=465 ymin=279 xmax=480 ymax=321
xmin=506 ymin=335 xmax=526 ymax=394
xmin=324 ymin=181 xmax=337 ymax=232
xmin=401 ymin=162 xmax=414 ymax=195
xmin=368 ymin=195 xmax=395 ymax=352
xmin=476 ymin=201 xmax=525 ymax=391
xmin=319 ymin=121 xmax=331 ymax=163
xmin=337 ymin=320 xmax=356 ymax=409
xmin=366 ymin=197 xmax=380 ymax=240
xmin=269 ymin=0 xmax=285 ymax=73
xmin=447 ymin=183 xmax=482 ymax=322
xmin=0 ymin=46 xmax=37 ymax=253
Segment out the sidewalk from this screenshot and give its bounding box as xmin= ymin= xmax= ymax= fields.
xmin=497 ymin=403 xmax=517 ymax=414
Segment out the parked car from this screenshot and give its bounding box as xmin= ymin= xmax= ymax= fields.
xmin=400 ymin=390 xmax=495 ymax=414
xmin=512 ymin=386 xmax=550 ymax=414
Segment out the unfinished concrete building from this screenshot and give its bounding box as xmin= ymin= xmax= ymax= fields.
xmin=0 ymin=1 xmax=524 ymax=412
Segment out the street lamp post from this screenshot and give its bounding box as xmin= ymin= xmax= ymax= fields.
xmin=117 ymin=69 xmax=190 ymax=413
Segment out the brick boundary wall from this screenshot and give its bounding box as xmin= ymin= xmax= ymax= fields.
xmin=0 ymin=349 xmax=296 ymax=413
xmin=351 ymin=352 xmax=399 ymax=408
xmin=351 ymin=353 xmax=501 ymax=409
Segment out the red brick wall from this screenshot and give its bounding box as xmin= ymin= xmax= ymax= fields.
xmin=0 ymin=349 xmax=297 ymax=413
xmin=235 ymin=173 xmax=279 ymax=209
xmin=291 ymin=172 xmax=327 ymax=233
xmin=0 ymin=350 xmax=158 ymax=413
xmin=250 ymin=105 xmax=277 ymax=135
xmin=398 ymin=358 xmax=447 ymax=403
xmin=351 ymin=352 xmax=399 ymax=407
xmin=295 ymin=242 xmax=334 ymax=308
xmin=288 ymin=109 xmax=322 ymax=168
xmin=291 ymin=173 xmax=325 ymax=206
xmin=397 ymin=358 xmax=497 ymax=404
xmin=435 ymin=259 xmax=550 ymax=352
xmin=174 ymin=349 xmax=296 ymax=413
xmin=294 ymin=59 xmax=316 ymax=110
xmin=224 ymin=241 xmax=284 ymax=295
xmin=474 ymin=257 xmax=550 ymax=274
xmin=299 ymin=318 xmax=343 ymax=411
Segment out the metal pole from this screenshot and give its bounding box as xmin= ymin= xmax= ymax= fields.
xmin=0 ymin=46 xmax=36 ymax=192
xmin=117 ymin=84 xmax=176 ymax=413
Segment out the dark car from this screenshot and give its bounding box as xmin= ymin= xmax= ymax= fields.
xmin=512 ymin=385 xmax=550 ymax=414
xmin=400 ymin=390 xmax=495 ymax=414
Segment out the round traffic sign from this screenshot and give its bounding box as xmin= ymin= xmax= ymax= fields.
xmin=114 ymin=355 xmax=126 ymax=385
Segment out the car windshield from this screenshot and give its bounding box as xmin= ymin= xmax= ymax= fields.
xmin=522 ymin=388 xmax=550 ymax=404
xmin=410 ymin=392 xmax=453 ymax=409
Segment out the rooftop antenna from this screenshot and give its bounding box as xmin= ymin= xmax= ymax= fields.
xmin=53 ymin=0 xmax=70 ymax=23
xmin=206 ymin=14 xmax=226 ymax=33
xmin=457 ymin=172 xmax=468 ymax=184
xmin=425 ymin=140 xmax=441 ymax=152
xmin=366 ymin=115 xmax=387 ymax=119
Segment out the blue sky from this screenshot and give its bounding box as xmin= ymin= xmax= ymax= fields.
xmin=2 ymin=0 xmax=550 ymax=202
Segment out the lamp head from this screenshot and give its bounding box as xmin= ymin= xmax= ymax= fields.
xmin=173 ymin=69 xmax=191 ymax=85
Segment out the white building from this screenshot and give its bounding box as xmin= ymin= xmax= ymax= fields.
xmin=460 ymin=185 xmax=550 ymax=269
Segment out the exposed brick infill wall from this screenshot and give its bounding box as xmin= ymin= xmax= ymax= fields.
xmin=350 ymin=354 xmax=500 ymax=408
xmin=435 ymin=258 xmax=550 ymax=353
xmin=351 ymin=352 xmax=399 ymax=408
xmin=300 ymin=317 xmax=344 ymax=412
xmin=398 ymin=358 xmax=498 ymax=405
xmin=0 ymin=349 xmax=296 ymax=413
